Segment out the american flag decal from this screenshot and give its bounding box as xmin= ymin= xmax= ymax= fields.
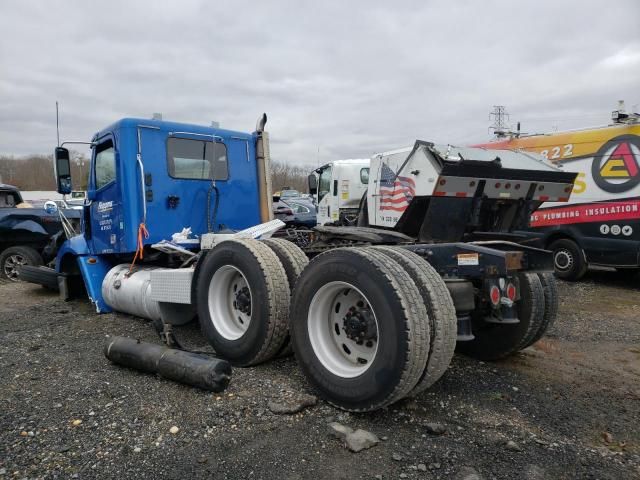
xmin=379 ymin=163 xmax=415 ymax=212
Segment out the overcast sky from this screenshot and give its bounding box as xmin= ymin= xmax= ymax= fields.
xmin=1 ymin=0 xmax=639 ymax=165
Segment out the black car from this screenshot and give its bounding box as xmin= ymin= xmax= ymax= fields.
xmin=0 ymin=184 xmax=81 ymax=281
xmin=273 ymin=198 xmax=316 ymax=228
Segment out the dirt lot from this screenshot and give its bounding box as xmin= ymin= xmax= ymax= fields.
xmin=1 ymin=271 xmax=639 ymax=480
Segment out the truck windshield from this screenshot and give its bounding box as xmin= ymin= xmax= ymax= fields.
xmin=360 ymin=168 xmax=369 ymax=184
xmin=318 ymin=166 xmax=332 ymax=202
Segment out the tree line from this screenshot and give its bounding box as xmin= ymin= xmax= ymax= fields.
xmin=0 ymin=153 xmax=310 ymax=194
xmin=0 ymin=152 xmax=89 ymax=191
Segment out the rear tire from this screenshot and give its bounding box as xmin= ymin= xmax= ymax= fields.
xmin=525 ymin=272 xmax=559 ymax=347
xmin=0 ymin=246 xmax=43 ymax=282
xmin=290 ymin=247 xmax=430 ymax=411
xmin=261 ymin=238 xmax=309 ymax=356
xmin=549 ymin=239 xmax=587 ymax=281
xmin=457 ymin=272 xmax=545 ymax=361
xmin=370 ymin=246 xmax=457 ymax=395
xmin=261 ymin=238 xmax=309 ymax=290
xmin=196 ymin=239 xmax=290 ymax=366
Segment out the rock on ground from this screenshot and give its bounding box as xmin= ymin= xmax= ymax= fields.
xmin=424 ymin=422 xmax=447 ymax=435
xmin=344 ymin=429 xmax=379 ymax=452
xmin=456 ymin=466 xmax=484 ymax=480
xmin=328 ymin=422 xmax=353 ymax=440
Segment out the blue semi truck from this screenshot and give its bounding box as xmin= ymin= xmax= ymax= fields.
xmin=21 ymin=115 xmax=576 ymax=411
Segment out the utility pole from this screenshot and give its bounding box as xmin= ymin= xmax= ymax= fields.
xmin=56 ymin=101 xmax=60 ymax=147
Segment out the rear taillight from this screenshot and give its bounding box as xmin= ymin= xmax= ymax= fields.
xmin=506 ymin=283 xmax=516 ymax=301
xmin=489 ymin=285 xmax=500 ymax=305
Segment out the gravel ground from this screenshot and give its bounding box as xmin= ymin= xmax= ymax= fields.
xmin=1 ymin=271 xmax=639 ymax=479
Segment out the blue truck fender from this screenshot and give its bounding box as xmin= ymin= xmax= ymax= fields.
xmin=55 ymin=235 xmax=113 ymax=313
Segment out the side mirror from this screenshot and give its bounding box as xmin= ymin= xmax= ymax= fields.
xmin=54 ymin=147 xmax=72 ymax=195
xmin=308 ymin=174 xmax=318 ymax=195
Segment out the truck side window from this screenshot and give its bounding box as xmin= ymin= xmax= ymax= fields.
xmin=167 ymin=138 xmax=228 ymax=181
xmin=318 ymin=166 xmax=332 ymax=202
xmin=360 ymin=168 xmax=369 ymax=184
xmin=95 ymin=141 xmax=116 ymax=189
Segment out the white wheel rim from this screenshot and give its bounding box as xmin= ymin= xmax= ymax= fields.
xmin=308 ymin=281 xmax=379 ymax=378
xmin=207 ymin=265 xmax=252 ymax=340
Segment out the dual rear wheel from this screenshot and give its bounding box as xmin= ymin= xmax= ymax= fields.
xmin=289 ymin=247 xmax=457 ymax=411
xmin=195 ymin=240 xmax=558 ymax=411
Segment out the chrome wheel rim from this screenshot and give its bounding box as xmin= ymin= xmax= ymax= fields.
xmin=4 ymin=254 xmax=26 ymax=281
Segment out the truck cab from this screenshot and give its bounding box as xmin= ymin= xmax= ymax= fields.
xmin=311 ymin=159 xmax=369 ymax=225
xmin=51 ymin=117 xmax=271 ymax=310
xmin=79 ymin=118 xmax=263 ymax=254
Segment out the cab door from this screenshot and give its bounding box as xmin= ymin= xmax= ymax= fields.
xmin=88 ymin=137 xmax=123 ymax=254
xmin=316 ymin=165 xmax=333 ymax=225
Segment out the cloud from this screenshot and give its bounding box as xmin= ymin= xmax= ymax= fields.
xmin=1 ymin=0 xmax=639 ymax=167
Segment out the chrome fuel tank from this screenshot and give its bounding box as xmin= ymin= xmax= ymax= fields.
xmin=102 ymin=264 xmax=162 ymax=321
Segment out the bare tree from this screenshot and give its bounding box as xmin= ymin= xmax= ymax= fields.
xmin=0 ymin=151 xmax=89 ymax=190
xmin=1 ymin=153 xmax=307 ymax=195
xmin=270 ymin=161 xmax=310 ymax=193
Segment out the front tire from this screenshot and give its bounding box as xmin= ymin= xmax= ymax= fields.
xmin=549 ymin=238 xmax=587 ymax=281
xmin=290 ymin=247 xmax=430 ymax=411
xmin=196 ymin=239 xmax=290 ymax=366
xmin=0 ymin=246 xmax=43 ymax=282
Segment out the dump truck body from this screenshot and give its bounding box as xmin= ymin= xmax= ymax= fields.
xmin=366 ymin=142 xmax=576 ymax=237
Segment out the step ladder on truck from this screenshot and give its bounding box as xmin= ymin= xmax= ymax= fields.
xmin=21 ymin=116 xmax=576 ymax=411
